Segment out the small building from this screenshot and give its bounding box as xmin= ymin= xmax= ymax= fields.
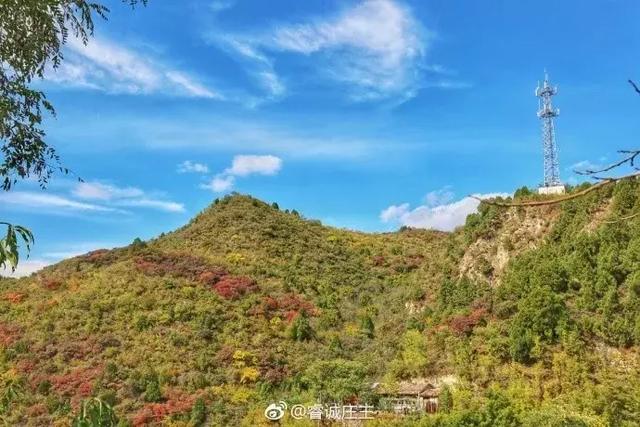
xmin=538 ymin=184 xmax=566 ymax=195
xmin=374 ymin=379 xmax=441 ymax=414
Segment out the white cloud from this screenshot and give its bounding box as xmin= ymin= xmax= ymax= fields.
xmin=218 ymin=0 xmax=432 ymax=101
xmin=424 ymin=186 xmax=455 ymax=207
xmin=380 ymin=203 xmax=409 ymax=222
xmin=1 ymin=259 xmax=51 ymax=278
xmin=47 ymin=36 xmax=221 ymax=99
xmin=217 ymin=38 xmax=285 ymax=101
xmin=0 ymin=192 xmax=118 ymax=212
xmin=1 ymin=182 xmax=184 ymax=216
xmin=201 ymin=174 xmax=235 ymax=192
xmin=569 ymin=160 xmax=602 ymax=173
xmin=72 ymin=181 xmax=185 ymax=213
xmin=227 ymin=155 xmax=282 ymax=176
xmin=201 ymin=154 xmax=282 ymax=192
xmin=165 ymin=71 xmax=219 ymax=99
xmin=177 ymin=161 xmax=210 ymax=174
xmin=381 ymin=192 xmax=509 ymax=231
xmin=210 ymin=0 xmax=235 ymax=12
xmin=73 ymin=182 xmax=144 ymax=201
xmin=115 ymin=198 xmax=185 ymax=213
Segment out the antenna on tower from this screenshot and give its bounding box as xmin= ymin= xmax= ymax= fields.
xmin=535 ymin=70 xmax=565 ymax=195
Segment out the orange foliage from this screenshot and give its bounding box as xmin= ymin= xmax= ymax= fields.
xmin=3 ymin=292 xmax=24 ymax=304
xmin=50 ymin=366 xmax=102 ymax=402
xmin=40 ymin=277 xmax=62 ymax=290
xmin=0 ymin=322 xmax=21 ymax=346
xmin=250 ymin=293 xmax=318 ymax=321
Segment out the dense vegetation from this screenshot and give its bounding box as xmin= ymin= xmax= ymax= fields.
xmin=0 ymin=183 xmax=639 ymax=426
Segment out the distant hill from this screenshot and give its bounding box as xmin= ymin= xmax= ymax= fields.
xmin=1 ymin=183 xmax=640 ymax=426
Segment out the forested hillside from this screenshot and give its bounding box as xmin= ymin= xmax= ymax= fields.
xmin=1 ymin=181 xmax=640 ymax=426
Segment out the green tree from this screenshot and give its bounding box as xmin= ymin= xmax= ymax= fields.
xmin=190 ymin=397 xmax=206 ymax=426
xmin=439 ymin=386 xmax=453 ymax=413
xmin=72 ymin=398 xmax=118 ymax=427
xmin=303 ymin=360 xmax=368 ymax=402
xmin=360 ymin=314 xmax=375 ymax=338
xmin=289 ymin=309 xmax=314 ymax=341
xmin=0 ymin=0 xmax=145 ymax=269
xmin=143 ymin=379 xmax=162 ymax=403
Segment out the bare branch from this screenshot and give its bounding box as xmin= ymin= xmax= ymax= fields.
xmin=629 ymin=79 xmax=640 ymax=95
xmin=471 ymin=173 xmax=640 ymax=207
xmin=574 ymin=150 xmax=640 ymax=176
xmin=603 ymin=211 xmax=640 ymax=224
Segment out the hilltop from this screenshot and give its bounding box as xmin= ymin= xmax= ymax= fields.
xmin=1 ymin=183 xmax=640 ymax=426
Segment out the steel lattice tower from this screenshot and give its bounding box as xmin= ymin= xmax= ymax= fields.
xmin=535 ymin=71 xmax=561 ymax=187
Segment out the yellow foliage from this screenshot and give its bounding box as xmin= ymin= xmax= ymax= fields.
xmin=344 ymin=322 xmax=359 ymax=337
xmin=226 ymin=252 xmax=245 ymax=264
xmin=239 ymin=367 xmax=260 ymax=383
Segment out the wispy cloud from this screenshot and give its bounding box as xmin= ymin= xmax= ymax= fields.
xmin=214 ymin=0 xmax=448 ymax=102
xmin=0 ymin=182 xmax=184 ymax=215
xmin=73 ymin=182 xmax=143 ymax=200
xmin=569 ymin=160 xmax=603 ymax=173
xmin=217 ymin=37 xmax=286 ymax=102
xmin=47 ymin=36 xmax=221 ymax=99
xmin=381 ymin=192 xmax=509 ymax=231
xmin=73 ymin=181 xmax=186 ymax=213
xmin=177 ymin=161 xmax=210 ymax=174
xmin=201 ymin=154 xmax=282 ymax=192
xmin=210 ymin=0 xmax=235 ymax=13
xmin=115 ymin=198 xmax=185 ymax=213
xmin=0 ymin=192 xmax=120 ymax=213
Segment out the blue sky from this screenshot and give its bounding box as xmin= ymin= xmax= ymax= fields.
xmin=2 ymin=0 xmax=640 ymax=276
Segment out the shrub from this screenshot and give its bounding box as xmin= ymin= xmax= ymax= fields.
xmin=289 ymin=310 xmax=314 ymax=341
xmin=3 ymin=292 xmax=24 ymax=304
xmin=212 ymin=276 xmax=257 ymax=300
xmin=190 ymin=397 xmax=206 ymax=426
xmin=143 ymin=380 xmax=163 ymax=403
xmin=449 ymin=308 xmax=486 ymax=336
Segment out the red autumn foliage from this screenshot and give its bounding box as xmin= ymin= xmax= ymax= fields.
xmin=250 ymin=293 xmax=317 ymax=320
xmin=212 ymin=276 xmax=257 ymax=300
xmin=132 ymin=389 xmax=198 ymax=426
xmin=80 ymin=249 xmax=120 ymax=267
xmin=134 ymin=251 xmax=258 ymax=300
xmin=0 ymin=323 xmax=21 ymax=346
xmin=449 ymin=308 xmax=487 ymax=336
xmin=196 ymin=269 xmax=228 ymax=286
xmin=3 ymin=292 xmax=24 ymax=304
xmin=40 ymin=277 xmax=62 ymax=290
xmin=50 ymin=366 xmax=102 ymax=401
xmin=134 ymin=252 xmax=228 ymax=284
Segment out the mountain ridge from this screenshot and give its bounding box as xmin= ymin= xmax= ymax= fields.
xmin=1 ymin=185 xmax=640 ymax=426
